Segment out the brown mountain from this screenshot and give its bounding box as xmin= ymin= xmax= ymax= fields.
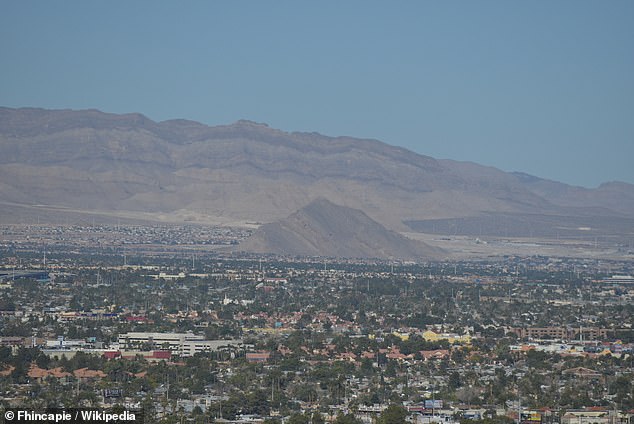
xmin=239 ymin=198 xmax=444 ymax=260
xmin=1 ymin=107 xmax=633 ymax=246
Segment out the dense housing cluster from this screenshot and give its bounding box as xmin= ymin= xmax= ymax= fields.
xmin=0 ymin=225 xmax=633 ymax=424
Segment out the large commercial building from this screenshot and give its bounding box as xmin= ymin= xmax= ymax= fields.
xmin=512 ymin=327 xmax=609 ymax=341
xmin=117 ymin=332 xmax=243 ymax=357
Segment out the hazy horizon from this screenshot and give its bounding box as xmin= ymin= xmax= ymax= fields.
xmin=2 ymin=1 xmax=633 ymax=188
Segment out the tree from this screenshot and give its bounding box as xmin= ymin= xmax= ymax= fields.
xmin=612 ymin=374 xmax=633 ymax=408
xmin=525 ymin=350 xmax=549 ymax=370
xmin=312 ymin=412 xmax=325 ymax=424
xmin=334 ymin=413 xmax=362 ymax=424
xmin=244 ymin=389 xmax=270 ymax=416
xmin=377 ymin=404 xmax=407 ymax=424
xmin=293 ymin=384 xmax=318 ymax=402
xmin=448 ymin=371 xmax=461 ymax=389
xmin=288 ymin=413 xmax=310 ymax=424
xmin=192 ymin=405 xmax=203 ymax=417
xmin=35 ymin=352 xmax=51 ymax=369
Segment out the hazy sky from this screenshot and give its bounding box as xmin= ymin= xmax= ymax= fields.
xmin=2 ymin=1 xmax=633 ymax=188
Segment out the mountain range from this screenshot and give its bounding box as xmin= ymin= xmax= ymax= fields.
xmin=1 ymin=107 xmax=633 ymax=257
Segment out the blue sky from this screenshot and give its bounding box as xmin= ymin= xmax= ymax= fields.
xmin=1 ymin=1 xmax=633 ymax=188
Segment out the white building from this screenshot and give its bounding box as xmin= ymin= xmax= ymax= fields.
xmin=117 ymin=332 xmax=242 ymax=357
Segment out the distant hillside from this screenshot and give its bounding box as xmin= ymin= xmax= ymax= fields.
xmin=510 ymin=172 xmax=634 ymax=216
xmin=239 ymin=198 xmax=444 ymax=260
xmin=1 ymin=107 xmax=633 ymax=249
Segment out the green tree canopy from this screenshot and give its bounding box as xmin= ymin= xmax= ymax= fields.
xmin=377 ymin=404 xmax=407 ymax=424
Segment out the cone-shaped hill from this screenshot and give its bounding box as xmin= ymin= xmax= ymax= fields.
xmin=239 ymin=198 xmax=444 ymax=260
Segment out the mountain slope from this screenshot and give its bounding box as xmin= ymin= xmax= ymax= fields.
xmin=511 ymin=172 xmax=634 ymax=216
xmin=0 ymin=107 xmax=632 ymax=243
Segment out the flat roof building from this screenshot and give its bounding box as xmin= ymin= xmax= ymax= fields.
xmin=117 ymin=332 xmax=243 ymax=357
